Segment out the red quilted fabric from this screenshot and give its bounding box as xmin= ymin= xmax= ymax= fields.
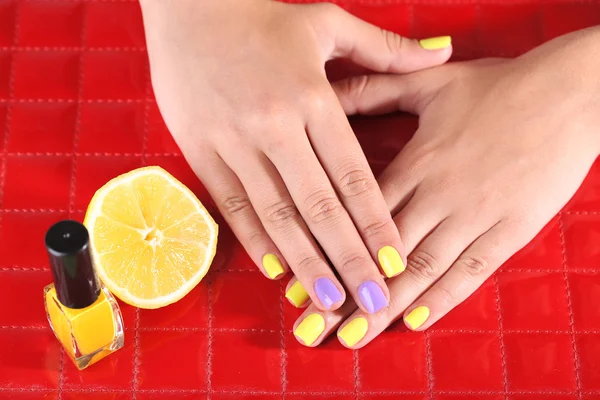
xmin=0 ymin=1 xmax=599 ymax=399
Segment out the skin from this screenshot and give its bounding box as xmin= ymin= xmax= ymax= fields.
xmin=289 ymin=26 xmax=600 ymax=347
xmin=139 ymin=0 xmax=452 ymax=314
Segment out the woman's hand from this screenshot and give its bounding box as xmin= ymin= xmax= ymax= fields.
xmin=140 ymin=0 xmax=452 ymax=316
xmin=287 ymin=27 xmax=600 ymax=347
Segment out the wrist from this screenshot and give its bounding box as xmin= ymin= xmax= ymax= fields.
xmin=525 ymin=26 xmax=600 ymax=156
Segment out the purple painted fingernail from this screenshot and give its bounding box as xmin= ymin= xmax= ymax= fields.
xmin=359 ymin=281 xmax=388 ymax=313
xmin=314 ymin=277 xmax=343 ymax=309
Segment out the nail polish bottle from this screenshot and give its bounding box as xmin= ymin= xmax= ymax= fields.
xmin=43 ymin=220 xmax=124 ymax=370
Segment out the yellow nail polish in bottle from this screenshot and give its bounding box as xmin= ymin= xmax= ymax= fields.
xmin=378 ymin=246 xmax=405 ymax=278
xmin=44 ymin=220 xmax=124 ymax=370
xmin=419 ymin=36 xmax=452 ymax=50
xmin=338 ymin=317 xmax=368 ymax=347
xmin=262 ymin=254 xmax=285 ymax=279
xmin=294 ymin=313 xmax=325 ymax=346
xmin=285 ymin=280 xmax=309 ymax=307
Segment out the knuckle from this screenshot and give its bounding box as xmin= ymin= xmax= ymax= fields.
xmin=295 ymin=254 xmax=324 ymax=276
xmin=337 ymin=165 xmax=374 ymax=198
xmin=457 ymin=255 xmax=490 ymax=278
xmin=342 ymin=75 xmax=370 ymax=107
xmin=264 ymin=200 xmax=300 ymax=226
xmin=406 ymin=250 xmax=441 ymax=282
xmin=246 ymin=231 xmax=265 ymax=247
xmin=382 ymin=28 xmax=404 ymax=55
xmin=300 ymin=84 xmax=331 ymax=113
xmin=222 ymin=195 xmax=252 ymax=218
xmin=336 ymin=251 xmax=369 ymax=274
xmin=305 ymin=190 xmax=344 ymax=224
xmin=362 ymin=218 xmax=394 ymax=239
xmin=434 ymin=285 xmax=458 ymax=305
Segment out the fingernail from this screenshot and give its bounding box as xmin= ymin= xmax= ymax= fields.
xmin=378 ymin=246 xmax=405 ymax=278
xmin=294 ymin=313 xmax=325 ymax=346
xmin=338 ymin=317 xmax=368 ymax=347
xmin=405 ymin=306 xmax=430 ymax=330
xmin=262 ymin=254 xmax=285 ymax=279
xmin=358 ymin=281 xmax=388 ymax=313
xmin=314 ymin=277 xmax=343 ymax=310
xmin=419 ymin=36 xmax=452 ymax=50
xmin=285 ymin=280 xmax=309 ymax=307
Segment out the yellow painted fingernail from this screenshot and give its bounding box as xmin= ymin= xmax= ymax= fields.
xmin=338 ymin=317 xmax=368 ymax=347
xmin=285 ymin=280 xmax=309 ymax=307
xmin=419 ymin=36 xmax=452 ymax=50
xmin=294 ymin=313 xmax=325 ymax=346
xmin=404 ymin=306 xmax=430 ymax=330
xmin=262 ymin=254 xmax=285 ymax=279
xmin=378 ymin=246 xmax=405 ymax=278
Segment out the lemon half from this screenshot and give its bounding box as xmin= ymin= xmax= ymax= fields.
xmin=84 ymin=166 xmax=218 ymax=309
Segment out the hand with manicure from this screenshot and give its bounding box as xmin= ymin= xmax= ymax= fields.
xmin=140 ymin=0 xmax=452 ymax=315
xmin=288 ymin=27 xmax=600 ymax=347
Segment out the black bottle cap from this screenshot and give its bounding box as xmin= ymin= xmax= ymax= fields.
xmin=45 ymin=220 xmax=100 ymax=309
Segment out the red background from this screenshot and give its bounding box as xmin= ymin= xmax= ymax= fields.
xmin=0 ymin=0 xmax=599 ymax=399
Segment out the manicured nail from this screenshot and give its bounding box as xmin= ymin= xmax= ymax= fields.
xmin=338 ymin=317 xmax=368 ymax=347
xmin=314 ymin=277 xmax=343 ymax=309
xmin=378 ymin=246 xmax=405 ymax=278
xmin=405 ymin=306 xmax=430 ymax=330
xmin=419 ymin=36 xmax=452 ymax=50
xmin=262 ymin=254 xmax=284 ymax=279
xmin=285 ymin=280 xmax=309 ymax=308
xmin=294 ymin=313 xmax=325 ymax=346
xmin=358 ymin=281 xmax=388 ymax=313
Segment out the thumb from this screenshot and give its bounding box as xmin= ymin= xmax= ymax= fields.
xmin=331 ymin=69 xmax=451 ymax=116
xmin=314 ymin=4 xmax=452 ymax=73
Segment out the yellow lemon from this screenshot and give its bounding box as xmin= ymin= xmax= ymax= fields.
xmin=84 ymin=166 xmax=218 ymax=309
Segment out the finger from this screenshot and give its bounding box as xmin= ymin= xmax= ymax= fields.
xmin=315 ymin=4 xmax=452 ymax=73
xmin=336 ymin=215 xmax=493 ymax=348
xmin=307 ymin=97 xmax=407 ymax=279
xmin=403 ymin=220 xmax=526 ymax=331
xmin=392 ymin=186 xmax=450 ymax=254
xmin=224 ymin=148 xmax=346 ymax=311
xmin=376 ymin=140 xmax=426 ymax=217
xmin=332 ymin=70 xmax=452 ymax=116
xmin=266 ymin=132 xmax=391 ymax=315
xmin=293 ymin=294 xmax=357 ymax=347
xmin=285 ymin=276 xmax=311 ymax=308
xmin=188 ymin=152 xmax=288 ymax=280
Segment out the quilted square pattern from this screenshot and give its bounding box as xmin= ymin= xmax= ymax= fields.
xmin=2 ymin=155 xmax=72 ymax=209
xmin=74 ymin=155 xmax=143 ymax=209
xmin=85 ymin=2 xmax=146 ymax=48
xmin=78 ymin=102 xmax=145 ymax=153
xmin=1 ymin=1 xmax=600 ymax=399
xmin=497 ymin=272 xmax=570 ymax=331
xmin=0 ymin=0 xmax=16 ymax=47
xmin=286 ymin=331 xmax=355 ymax=391
xmin=0 ymin=51 xmax=11 ymax=98
xmin=359 ymin=332 xmax=427 ymax=391
xmin=0 ymin=269 xmax=49 ymax=327
xmin=19 ymin=1 xmax=84 ymax=47
xmin=430 ymin=332 xmax=503 ymax=391
xmin=211 ymin=330 xmax=281 ymax=391
xmin=12 ymin=51 xmax=80 ymax=99
xmin=562 ymin=214 xmax=600 ymax=270
xmin=137 ymin=330 xmax=208 ymax=390
xmin=8 ymin=102 xmax=77 ymax=153
xmin=0 ymin=211 xmax=68 ymax=267
xmin=212 ymin=271 xmax=281 ymax=330
xmin=82 ymin=52 xmax=147 ymax=99
xmin=504 ymin=333 xmax=577 ymax=391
